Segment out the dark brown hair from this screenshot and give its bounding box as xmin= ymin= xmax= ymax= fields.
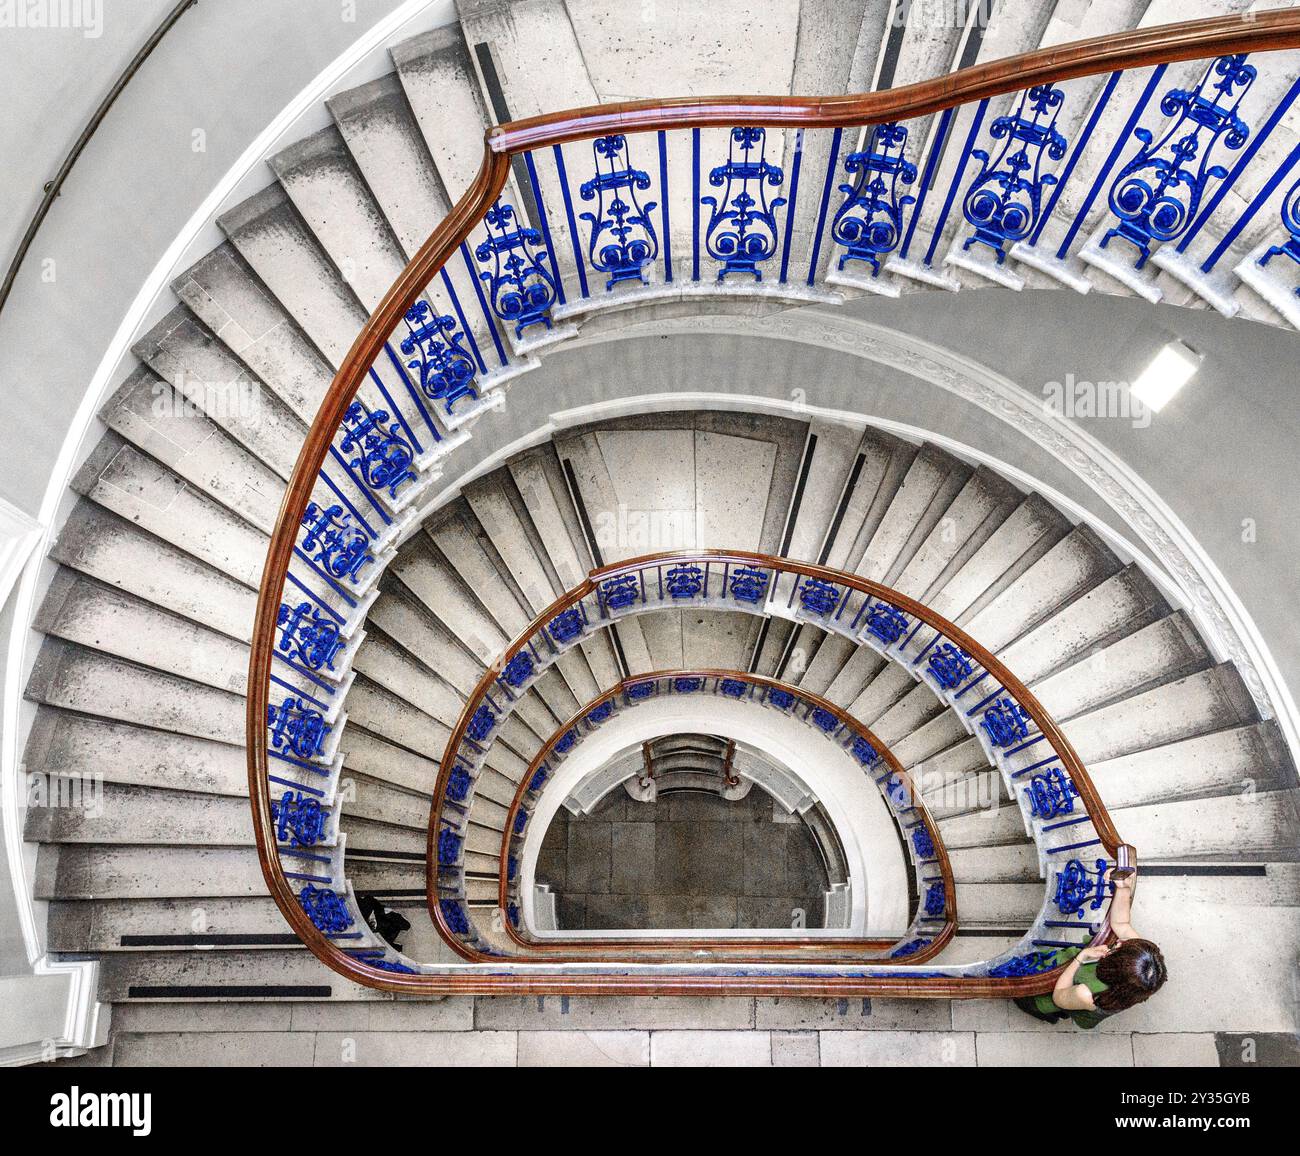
xmin=1093 ymin=939 xmax=1167 ymax=1013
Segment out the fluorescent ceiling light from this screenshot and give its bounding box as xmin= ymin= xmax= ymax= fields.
xmin=1131 ymin=341 xmax=1201 ymax=412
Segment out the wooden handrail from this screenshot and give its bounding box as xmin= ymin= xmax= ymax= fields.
xmin=242 ymin=12 xmax=1278 ymax=994
xmin=457 ymin=669 xmax=956 ymax=963
xmin=488 ymin=9 xmax=1300 ymax=152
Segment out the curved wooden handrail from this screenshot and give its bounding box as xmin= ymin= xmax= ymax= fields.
xmin=489 ymin=9 xmax=1300 ymax=152
xmin=242 ymin=12 xmax=1282 ymax=994
xmin=453 ymin=669 xmax=955 ymax=963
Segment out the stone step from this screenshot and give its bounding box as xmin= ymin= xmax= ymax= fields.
xmin=102 ymin=365 xmax=286 ymax=533
xmin=72 ymin=434 xmax=267 ymax=589
xmin=131 ymin=308 xmax=305 ymax=481
xmin=95 ymin=950 xmax=382 ymax=1002
xmin=25 ymin=640 xmax=244 ymax=747
xmin=26 ymin=784 xmax=252 ymax=846
xmin=36 ymin=845 xmax=266 ymax=901
xmin=1063 ymin=662 xmax=1259 ymax=765
xmin=36 ymin=570 xmax=248 ymax=696
xmin=47 ymin=897 xmax=296 ymax=952
xmin=217 ymin=183 xmax=369 ymax=370
xmin=24 ymin=707 xmax=246 ymax=798
xmin=171 ymin=242 xmax=335 ymax=425
xmin=268 ymin=126 xmax=409 ymax=314
xmin=50 ymin=502 xmax=256 ymax=643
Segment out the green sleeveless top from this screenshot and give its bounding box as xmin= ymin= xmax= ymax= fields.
xmin=1031 ymin=947 xmax=1112 ymax=1030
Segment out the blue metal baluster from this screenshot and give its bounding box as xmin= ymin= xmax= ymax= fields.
xmin=439 ymin=268 xmax=490 ymax=376
xmin=898 ymin=108 xmax=954 ymax=262
xmin=522 ymin=154 xmax=567 ymax=305
xmin=778 ymin=128 xmax=805 ymax=284
xmin=1055 ymin=65 xmax=1167 ymax=261
xmin=1177 ymin=76 xmax=1300 ymax=259
xmin=552 ymin=143 xmax=591 ymax=298
xmin=1212 ymin=141 xmax=1300 ymax=274
xmin=1026 ymin=71 xmax=1120 ymax=249
xmin=658 ymin=129 xmax=674 ymax=283
xmin=460 ymin=241 xmax=509 ymax=365
xmin=924 ymin=100 xmax=989 ymax=267
xmin=805 ymin=126 xmax=844 ymax=285
xmin=691 ymin=127 xmax=702 ymax=282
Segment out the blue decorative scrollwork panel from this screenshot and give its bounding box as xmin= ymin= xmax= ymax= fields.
xmin=338 ymin=402 xmax=417 ymax=501
xmin=962 ymin=85 xmax=1068 ymax=265
xmin=831 ymin=123 xmax=917 ymax=276
xmin=475 ymin=200 xmax=559 ymax=337
xmin=1102 ymin=55 xmax=1255 ymax=268
xmin=579 ymin=134 xmax=660 ymax=290
xmin=701 ymin=126 xmax=787 ymax=281
xmin=1257 ymin=172 xmax=1300 ymax=294
xmin=400 ymin=301 xmax=480 ymax=414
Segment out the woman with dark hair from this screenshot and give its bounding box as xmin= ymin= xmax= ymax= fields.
xmin=1014 ymin=870 xmax=1167 ymax=1029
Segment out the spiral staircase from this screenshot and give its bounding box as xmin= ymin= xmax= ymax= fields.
xmin=9 ymin=0 xmax=1300 ymax=1066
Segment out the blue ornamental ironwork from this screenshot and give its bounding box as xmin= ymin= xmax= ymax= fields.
xmin=266 ymin=697 xmax=330 ymax=761
xmin=579 ymin=134 xmax=660 ymax=289
xmin=865 ymin=601 xmax=909 ymax=645
xmin=528 ymin=768 xmax=548 ymax=792
xmin=928 ymin=642 xmax=973 ymax=690
xmin=720 ymin=678 xmax=748 ymax=697
xmin=276 ymin=601 xmax=345 ymax=672
xmin=701 ymin=126 xmax=787 ymax=281
xmin=445 ymin=764 xmax=472 ymax=803
xmin=798 ymin=578 xmax=840 ymax=616
xmin=891 ymin=937 xmax=931 ymax=958
xmin=728 ymin=565 xmax=769 ymax=604
xmin=507 ymin=856 xmax=518 ymax=881
xmin=475 ymin=200 xmax=558 ymax=337
xmin=1257 ymin=173 xmax=1300 ymax=294
xmin=881 ymin=776 xmax=909 ymax=809
xmin=339 ymin=401 xmax=417 ymax=501
xmin=548 ymin=607 xmax=584 ymax=643
xmin=987 ymin=949 xmax=1059 ymax=978
xmin=400 ymin=301 xmax=480 ymax=414
xmin=299 ymin=885 xmax=353 ymax=934
xmin=665 ymin=564 xmax=704 ymax=599
xmin=466 ymin=704 xmax=496 ymax=743
xmin=911 ymin=825 xmax=935 ymax=859
xmin=555 ymin=729 xmax=578 ymax=753
xmin=852 ymin=736 xmax=880 ymax=767
xmin=300 ymin=503 xmax=374 ymax=585
xmin=1055 ymin=857 xmax=1111 ymax=917
xmin=674 ymin=676 xmax=704 ymax=693
xmin=601 ymin=573 xmax=640 ymax=610
xmin=587 ymin=701 xmax=614 ymax=724
xmin=271 ymin=790 xmax=326 ymax=846
xmin=437 ymin=828 xmax=463 ymax=865
xmin=981 ymin=697 xmax=1031 ymax=748
xmin=811 ymin=707 xmax=838 ymax=733
xmin=626 ymin=680 xmax=656 ymax=701
xmin=1027 ymin=765 xmax=1080 ymax=819
xmin=507 ymin=903 xmax=520 ymax=928
xmin=924 ymin=882 xmax=946 ymax=916
xmin=439 ymin=899 xmax=471 ymax=936
xmin=768 ymin=688 xmax=795 ymax=710
xmin=513 ymin=810 xmax=528 ymax=834
xmin=501 ymin=651 xmax=534 ymax=689
xmin=831 ymin=122 xmax=917 ymax=276
xmin=1102 ymin=55 xmax=1255 ymax=268
xmin=962 ymin=85 xmax=1068 ymax=265
xmin=366 ymin=957 xmax=418 ymax=974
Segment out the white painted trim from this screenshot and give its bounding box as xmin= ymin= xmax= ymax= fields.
xmin=0 ymin=0 xmax=457 ymax=1044
xmin=0 ymin=497 xmax=40 ymax=616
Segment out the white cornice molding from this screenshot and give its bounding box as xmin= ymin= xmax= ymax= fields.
xmin=555 ymin=308 xmax=1298 ymax=764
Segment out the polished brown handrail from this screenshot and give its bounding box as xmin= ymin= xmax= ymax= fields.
xmin=454 ymin=669 xmax=956 ymax=964
xmin=489 ymin=9 xmax=1300 ymax=152
xmin=242 ymin=13 xmax=1279 ymax=994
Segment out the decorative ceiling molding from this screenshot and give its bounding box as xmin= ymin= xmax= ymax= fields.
xmin=560 ymin=307 xmax=1298 ymax=764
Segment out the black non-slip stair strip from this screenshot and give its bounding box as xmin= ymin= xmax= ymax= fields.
xmin=119 ymin=934 xmax=300 ymax=947
xmin=346 ymin=848 xmax=428 ymax=862
xmin=126 ymin=985 xmax=332 ymax=999
xmin=1136 ymin=864 xmax=1268 ymax=877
